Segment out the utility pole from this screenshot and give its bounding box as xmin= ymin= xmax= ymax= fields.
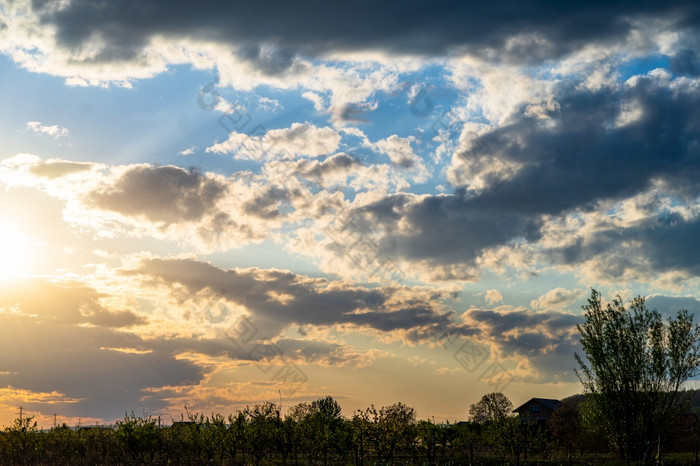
xmin=54 ymin=413 xmax=57 ymax=428
xmin=18 ymin=406 xmax=22 ymax=422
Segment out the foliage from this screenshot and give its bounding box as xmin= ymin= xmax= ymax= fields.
xmin=549 ymin=395 xmax=584 ymax=464
xmin=575 ymin=289 xmax=700 ymax=462
xmin=3 ymin=350 xmax=700 ymax=465
xmin=468 ymin=391 xmax=513 ymax=424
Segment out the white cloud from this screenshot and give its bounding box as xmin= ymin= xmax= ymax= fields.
xmin=256 ymin=96 xmax=282 ymax=112
xmin=206 ymin=122 xmax=341 ymax=160
xmin=373 ymin=135 xmax=422 ymax=169
xmin=484 ymin=289 xmax=503 ymax=305
xmin=530 ymin=288 xmax=586 ymax=310
xmin=302 ymin=91 xmax=327 ymax=112
xmin=26 ymin=121 xmax=69 ymax=139
xmin=179 ymin=146 xmax=197 ymax=156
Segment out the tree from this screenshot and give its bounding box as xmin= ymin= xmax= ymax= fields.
xmin=469 ymin=392 xmax=531 ymax=464
xmin=575 ymin=289 xmax=700 ymax=463
xmin=453 ymin=421 xmax=485 ymax=465
xmin=468 ymin=392 xmax=513 ymax=424
xmin=296 ymin=396 xmax=346 ymax=465
xmin=487 ymin=415 xmax=528 ymax=465
xmin=363 ymin=402 xmax=417 ymax=465
xmin=4 ymin=415 xmax=39 ymax=464
xmin=115 ymin=413 xmax=159 ymax=464
xmin=226 ymin=411 xmax=248 ymax=463
xmin=549 ymin=395 xmax=584 ymax=466
xmin=244 ymin=402 xmax=281 ymax=465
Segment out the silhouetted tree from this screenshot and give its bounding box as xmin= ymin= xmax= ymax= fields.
xmin=468 ymin=392 xmax=513 ymax=424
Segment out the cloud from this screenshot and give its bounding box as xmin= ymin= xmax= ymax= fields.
xmin=0 ymin=156 xmax=270 ymax=251
xmin=88 ymin=165 xmax=227 ymax=224
xmin=670 ymin=48 xmax=700 ymax=76
xmin=0 ymin=314 xmax=203 ymax=420
xmin=302 ymin=91 xmax=326 ymax=112
xmin=265 ymin=153 xmax=361 ymax=187
xmin=206 ymin=123 xmax=341 ymax=160
xmin=128 ymin=257 xmax=469 ymax=341
xmin=0 ymin=273 xmax=387 ymax=420
xmin=530 ymin=288 xmax=586 ymax=310
xmin=462 ymin=306 xmax=583 ymax=382
xmin=314 ymin=70 xmax=700 ymax=281
xmin=645 ymin=295 xmax=700 ymax=316
xmin=256 ymin=96 xmax=283 ymax=112
xmin=0 ymin=279 xmax=146 ymax=328
xmin=484 ymin=289 xmax=503 ymax=305
xmin=28 ymin=159 xmax=92 ymax=179
xmin=25 ymin=121 xmax=69 ymax=139
xmin=370 ymin=135 xmax=428 ymax=182
xmin=179 ymin=146 xmax=197 ymax=156
xmin=5 ymin=0 xmax=698 ymax=78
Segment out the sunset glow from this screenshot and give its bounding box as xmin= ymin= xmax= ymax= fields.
xmin=0 ymin=0 xmax=699 ymax=430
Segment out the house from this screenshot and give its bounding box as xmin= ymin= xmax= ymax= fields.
xmin=171 ymin=421 xmax=196 ymax=428
xmin=513 ymin=398 xmax=562 ymax=424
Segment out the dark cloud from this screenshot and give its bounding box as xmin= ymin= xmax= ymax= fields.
xmin=0 ymin=279 xmax=145 ymax=328
xmin=464 ymin=307 xmax=583 ymax=382
xmin=237 ymin=44 xmax=301 ymax=75
xmin=550 ymin=212 xmax=700 ymax=278
xmin=243 ymin=186 xmax=300 ymax=219
xmin=670 ymin=48 xmax=700 ymax=76
xmin=88 ymin=165 xmax=227 ymax=224
xmin=346 ymin=74 xmax=700 ymax=276
xmin=618 ymin=216 xmax=700 ymax=276
xmin=286 ymin=153 xmax=361 ymax=184
xmin=0 ymin=315 xmax=202 ymax=420
xmin=341 ymin=192 xmax=541 ymax=273
xmin=474 ymin=78 xmax=700 ymax=213
xmin=130 ymin=257 xmax=464 ymax=339
xmin=32 ymin=0 xmax=700 ymax=67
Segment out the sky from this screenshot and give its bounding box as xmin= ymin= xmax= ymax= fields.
xmin=1 ymin=0 xmax=700 ymax=427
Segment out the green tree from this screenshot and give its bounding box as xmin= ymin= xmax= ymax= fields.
xmin=115 ymin=413 xmax=159 ymax=463
xmin=470 ymin=392 xmax=529 ymax=464
xmin=307 ymin=396 xmax=344 ymax=465
xmin=351 ymin=408 xmax=371 ymax=465
xmin=575 ymin=289 xmax=700 ymax=463
xmin=245 ymin=401 xmax=281 ymax=465
xmin=226 ymin=411 xmax=248 ymax=463
xmin=4 ymin=415 xmax=39 ymax=464
xmin=487 ymin=415 xmax=528 ymax=465
xmin=468 ymin=392 xmax=513 ymax=424
xmin=372 ymin=402 xmax=417 ymax=465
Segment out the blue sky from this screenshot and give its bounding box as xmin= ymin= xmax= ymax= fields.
xmin=1 ymin=0 xmax=700 ymax=426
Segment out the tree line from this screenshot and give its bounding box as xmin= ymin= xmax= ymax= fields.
xmin=3 ymin=391 xmax=700 ymax=465
xmin=0 ymin=397 xmax=496 ymax=465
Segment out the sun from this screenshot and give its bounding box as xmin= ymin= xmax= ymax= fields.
xmin=0 ymin=221 xmax=34 ymax=279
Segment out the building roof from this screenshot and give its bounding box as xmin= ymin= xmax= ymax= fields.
xmin=513 ymin=398 xmax=562 ymax=413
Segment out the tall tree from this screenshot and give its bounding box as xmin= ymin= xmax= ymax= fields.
xmin=575 ymin=289 xmax=700 ymax=463
xmin=468 ymin=392 xmax=513 ymax=424
xmin=307 ymin=396 xmax=344 ymax=465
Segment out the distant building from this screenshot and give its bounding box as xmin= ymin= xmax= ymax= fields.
xmin=171 ymin=421 xmax=196 ymax=429
xmin=513 ymin=398 xmax=562 ymax=424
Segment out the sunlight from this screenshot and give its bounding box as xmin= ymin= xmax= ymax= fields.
xmin=0 ymin=220 xmax=34 ymax=279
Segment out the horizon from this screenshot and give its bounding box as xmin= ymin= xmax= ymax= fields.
xmin=1 ymin=0 xmax=700 ymax=428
